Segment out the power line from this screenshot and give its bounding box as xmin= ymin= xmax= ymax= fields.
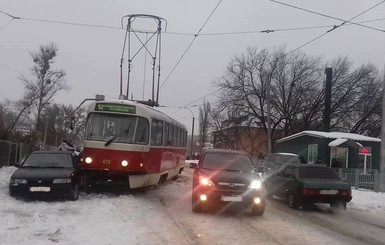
xmin=269 ymin=0 xmax=385 ymax=33
xmin=0 ymin=19 xmax=13 ymax=32
xmin=1 ymin=8 xmax=384 ymax=36
xmin=179 ymin=1 xmax=385 ymax=109
xmin=285 ymin=0 xmax=385 ymax=55
xmin=159 ymin=0 xmax=223 ymax=90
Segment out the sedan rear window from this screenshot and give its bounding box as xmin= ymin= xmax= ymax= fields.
xmin=298 ymin=166 xmax=340 ymax=179
xmin=22 ymin=154 xmax=74 ymax=168
xmin=201 ymin=153 xmax=254 ymax=172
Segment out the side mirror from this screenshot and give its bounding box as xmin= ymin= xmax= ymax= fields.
xmin=189 ymin=162 xmax=198 ymax=169
xmin=13 ymin=162 xmax=20 ymax=168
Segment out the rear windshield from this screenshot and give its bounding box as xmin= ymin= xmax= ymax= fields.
xmin=22 ymin=154 xmax=74 ymax=168
xmin=201 ymin=153 xmax=254 ymax=172
xmin=298 ymin=166 xmax=340 ymax=180
xmin=281 ymin=155 xmax=301 ymax=163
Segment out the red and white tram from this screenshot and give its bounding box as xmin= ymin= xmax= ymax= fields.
xmin=80 ymin=99 xmax=187 ymax=189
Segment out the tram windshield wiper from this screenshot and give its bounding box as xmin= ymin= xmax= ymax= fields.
xmin=105 ymin=125 xmax=131 ymax=146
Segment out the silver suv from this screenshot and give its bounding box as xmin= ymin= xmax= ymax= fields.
xmin=263 ymin=153 xmax=301 ymax=173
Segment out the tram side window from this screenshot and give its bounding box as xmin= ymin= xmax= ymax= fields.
xmin=182 ymin=130 xmax=187 ymax=146
xmin=151 ymin=119 xmax=163 ymax=146
xmin=133 ymin=117 xmax=149 ymax=144
xmin=169 ymin=125 xmax=174 ymax=146
xmin=175 ymin=127 xmax=180 ymax=146
xmin=163 ymin=123 xmax=170 ymax=146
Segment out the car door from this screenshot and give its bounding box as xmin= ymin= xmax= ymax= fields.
xmin=275 ymin=165 xmax=296 ymax=198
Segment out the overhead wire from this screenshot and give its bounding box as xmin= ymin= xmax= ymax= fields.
xmin=178 ymin=1 xmax=385 ymax=108
xmin=269 ymin=0 xmax=385 ymax=33
xmin=159 ymin=0 xmax=223 ymax=90
xmin=282 ymin=0 xmax=385 ymax=56
xmin=1 ymin=3 xmax=384 ymax=109
xmin=1 ymin=8 xmax=385 ymax=36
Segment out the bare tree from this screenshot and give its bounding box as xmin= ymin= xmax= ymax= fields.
xmin=214 ymin=46 xmax=384 ymax=148
xmin=18 ymin=42 xmax=69 ymax=136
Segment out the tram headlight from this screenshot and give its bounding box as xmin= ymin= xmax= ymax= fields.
xmin=121 ymin=160 xmax=128 ymax=167
xmin=85 ymin=157 xmax=93 ymax=164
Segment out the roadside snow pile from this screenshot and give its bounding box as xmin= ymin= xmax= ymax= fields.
xmin=349 ymin=188 xmax=385 ymax=215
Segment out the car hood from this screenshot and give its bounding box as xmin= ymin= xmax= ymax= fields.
xmin=299 ymin=178 xmax=351 ymax=190
xmin=198 ymin=169 xmax=259 ymax=184
xmin=11 ymin=168 xmax=75 ymax=180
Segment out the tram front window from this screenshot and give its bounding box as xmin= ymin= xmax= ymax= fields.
xmin=85 ymin=113 xmax=149 ymax=144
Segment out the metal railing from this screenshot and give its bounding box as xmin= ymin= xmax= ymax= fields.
xmin=336 ymin=168 xmax=379 ymax=192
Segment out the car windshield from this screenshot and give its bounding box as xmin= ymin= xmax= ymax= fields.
xmin=21 ymin=154 xmax=74 ymax=168
xmin=201 ymin=153 xmax=254 ymax=172
xmin=298 ymin=166 xmax=340 ymax=180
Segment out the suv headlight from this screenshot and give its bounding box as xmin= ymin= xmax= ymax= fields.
xmin=199 ymin=176 xmax=215 ymax=186
xmin=249 ymin=180 xmax=262 ymax=189
xmin=10 ymin=178 xmax=27 ymax=185
xmin=53 ymin=178 xmax=72 ymax=184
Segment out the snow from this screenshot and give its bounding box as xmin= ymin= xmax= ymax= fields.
xmin=1 ymin=161 xmax=385 ymax=244
xmin=277 ymin=130 xmax=381 ymax=143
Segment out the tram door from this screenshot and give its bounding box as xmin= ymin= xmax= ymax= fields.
xmin=358 ymin=147 xmax=372 ymax=174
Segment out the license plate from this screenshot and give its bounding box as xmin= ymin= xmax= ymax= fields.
xmin=320 ymin=190 xmax=338 ymax=195
xmin=29 ymin=186 xmax=51 ymax=192
xmin=221 ymin=195 xmax=242 ymax=202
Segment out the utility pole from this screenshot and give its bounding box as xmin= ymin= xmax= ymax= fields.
xmin=324 ymin=67 xmax=332 ymax=132
xmin=380 ymin=65 xmax=385 ymax=192
xmin=183 ymin=107 xmax=196 ymax=159
xmin=267 ymin=78 xmax=272 ymax=155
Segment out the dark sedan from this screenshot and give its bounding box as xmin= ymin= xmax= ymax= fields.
xmin=264 ymin=163 xmax=352 ymax=209
xmin=190 ymin=149 xmax=265 ymax=216
xmin=9 ymin=151 xmax=82 ymax=200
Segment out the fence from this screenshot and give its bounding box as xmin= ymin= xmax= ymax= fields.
xmin=0 ymin=140 xmax=32 ymax=167
xmin=337 ymin=168 xmax=379 ymax=192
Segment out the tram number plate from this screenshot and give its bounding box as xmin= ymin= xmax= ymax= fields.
xmin=221 ymin=195 xmax=242 ymax=202
xmin=29 ymin=187 xmax=51 ymax=192
xmin=320 ymin=190 xmax=338 ymax=195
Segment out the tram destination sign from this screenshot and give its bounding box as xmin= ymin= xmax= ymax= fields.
xmin=95 ymin=103 xmax=136 ymax=114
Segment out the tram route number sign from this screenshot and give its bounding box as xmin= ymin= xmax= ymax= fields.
xmin=95 ymin=103 xmax=136 ymax=114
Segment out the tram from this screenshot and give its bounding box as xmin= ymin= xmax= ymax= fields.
xmin=80 ymin=99 xmax=187 ymax=189
xmin=79 ymin=14 xmax=188 ymax=189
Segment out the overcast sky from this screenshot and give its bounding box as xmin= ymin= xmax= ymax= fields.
xmin=1 ymin=0 xmax=384 ymax=133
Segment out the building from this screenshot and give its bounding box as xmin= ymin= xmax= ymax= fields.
xmin=276 ymin=130 xmax=381 ymax=171
xmin=213 ymin=124 xmax=282 ymax=159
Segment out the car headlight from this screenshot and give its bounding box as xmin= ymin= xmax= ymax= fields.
xmin=10 ymin=178 xmax=27 ymax=185
xmin=249 ymin=180 xmax=262 ymax=189
xmin=199 ymin=176 xmax=215 ymax=186
xmin=53 ymin=178 xmax=72 ymax=184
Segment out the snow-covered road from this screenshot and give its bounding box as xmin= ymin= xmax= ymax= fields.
xmin=1 ymin=164 xmax=385 ymax=245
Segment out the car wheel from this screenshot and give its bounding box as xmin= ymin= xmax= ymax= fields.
xmin=192 ymin=194 xmax=202 ymax=213
xmin=70 ymin=184 xmax=79 ymax=201
xmin=287 ymin=192 xmax=300 ymax=209
xmin=251 ymin=202 xmax=265 ymax=216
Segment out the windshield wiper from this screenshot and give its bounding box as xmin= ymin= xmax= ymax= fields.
xmin=45 ymin=166 xmax=66 ymax=168
xmin=105 ymin=125 xmax=131 ymax=146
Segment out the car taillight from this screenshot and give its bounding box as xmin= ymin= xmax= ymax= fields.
xmin=338 ymin=189 xmax=351 ymax=196
xmin=303 ymin=188 xmax=319 ymax=196
xmin=199 ymin=176 xmax=215 ymax=186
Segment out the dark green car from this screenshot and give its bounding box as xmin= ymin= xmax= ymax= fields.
xmin=264 ymin=163 xmax=352 ymax=209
